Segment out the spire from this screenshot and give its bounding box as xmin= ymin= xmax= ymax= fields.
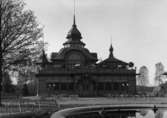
xmin=64 ymin=0 xmax=85 ymax=47
xmin=73 ymin=0 xmax=76 ymax=26
xmin=109 ymin=42 xmax=114 ymax=58
xmin=73 ymin=15 xmax=76 ymax=26
xmin=41 ymin=38 xmax=48 ymax=67
xmin=66 ymin=0 xmax=82 ymax=40
xmin=41 ymin=49 xmax=48 ymax=68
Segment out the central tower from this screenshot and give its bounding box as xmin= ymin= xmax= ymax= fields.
xmin=63 ymin=15 xmax=85 ymax=48
xmin=63 ymin=0 xmax=85 ymax=48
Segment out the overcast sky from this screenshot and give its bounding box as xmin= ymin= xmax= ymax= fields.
xmin=25 ymin=0 xmax=167 ymax=86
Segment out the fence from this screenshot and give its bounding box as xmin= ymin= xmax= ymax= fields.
xmin=0 ymin=96 xmax=59 ymax=114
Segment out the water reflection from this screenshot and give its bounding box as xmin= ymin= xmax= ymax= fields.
xmin=123 ymin=110 xmax=165 ymax=118
xmin=67 ymin=109 xmax=167 ymax=118
xmin=139 ymin=110 xmax=148 ymax=117
xmin=155 ymin=111 xmax=164 ymax=118
xmin=102 ymin=110 xmax=136 ymax=118
xmin=136 ymin=110 xmax=154 ymax=118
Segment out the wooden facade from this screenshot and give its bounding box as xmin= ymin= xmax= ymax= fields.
xmin=36 ymin=16 xmax=137 ymax=96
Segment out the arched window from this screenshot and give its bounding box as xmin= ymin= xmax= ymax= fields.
xmin=66 ymin=51 xmax=85 ymax=68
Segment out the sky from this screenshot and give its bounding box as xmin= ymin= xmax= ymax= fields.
xmin=24 ymin=0 xmax=167 ymax=86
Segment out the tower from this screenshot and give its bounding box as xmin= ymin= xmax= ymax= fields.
xmin=63 ymin=15 xmax=85 ymax=48
xmin=39 ymin=38 xmax=48 ymax=68
xmin=63 ymin=0 xmax=85 ymax=48
xmin=41 ymin=49 xmax=48 ymax=68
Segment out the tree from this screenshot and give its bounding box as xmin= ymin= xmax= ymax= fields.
xmin=0 ymin=0 xmax=43 ymax=105
xmin=154 ymin=62 xmax=166 ymax=86
xmin=137 ymin=66 xmax=149 ymax=86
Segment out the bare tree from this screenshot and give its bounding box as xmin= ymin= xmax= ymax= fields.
xmin=137 ymin=66 xmax=149 ymax=86
xmin=154 ymin=62 xmax=166 ymax=86
xmin=0 ymin=0 xmax=43 ymax=105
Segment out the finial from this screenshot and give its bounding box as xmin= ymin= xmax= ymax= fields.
xmin=109 ymin=37 xmax=114 ymax=58
xmin=73 ymin=15 xmax=76 ymax=26
xmin=73 ymin=0 xmax=76 ymax=26
xmin=42 ymin=37 xmax=47 ymax=59
xmin=110 ymin=37 xmax=114 ymax=52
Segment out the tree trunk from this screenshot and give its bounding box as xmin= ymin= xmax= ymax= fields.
xmin=0 ymin=0 xmax=2 ymax=106
xmin=0 ymin=54 xmax=2 ymax=106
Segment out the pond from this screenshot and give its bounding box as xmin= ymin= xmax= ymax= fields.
xmin=65 ymin=110 xmax=167 ymax=118
xmin=136 ymin=109 xmax=167 ymax=118
xmin=99 ymin=110 xmax=167 ymax=118
xmin=51 ymin=106 xmax=167 ymax=118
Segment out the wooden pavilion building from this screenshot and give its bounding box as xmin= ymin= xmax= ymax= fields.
xmin=36 ymin=16 xmax=137 ymax=96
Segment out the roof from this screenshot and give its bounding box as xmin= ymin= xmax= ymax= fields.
xmin=51 ymin=47 xmax=97 ymax=61
xmin=66 ymin=24 xmax=82 ymax=40
xmin=97 ymin=42 xmax=128 ymax=67
xmin=98 ymin=57 xmax=128 ymax=66
xmin=63 ymin=40 xmax=85 ymax=46
xmin=67 ymin=15 xmax=81 ymax=39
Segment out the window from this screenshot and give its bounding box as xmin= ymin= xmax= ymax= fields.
xmin=113 ymin=83 xmax=119 ymax=90
xmin=97 ymin=83 xmax=104 ymax=90
xmin=66 ymin=52 xmax=85 ymax=69
xmin=69 ymin=83 xmax=74 ymax=90
xmin=54 ymin=83 xmax=59 ymax=90
xmin=105 ymin=83 xmax=112 ymax=90
xmin=61 ymin=83 xmax=68 ymax=90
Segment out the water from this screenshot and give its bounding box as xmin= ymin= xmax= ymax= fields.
xmin=102 ymin=109 xmax=167 ymax=118
xmin=66 ymin=109 xmax=167 ymax=118
xmin=136 ymin=110 xmax=167 ymax=118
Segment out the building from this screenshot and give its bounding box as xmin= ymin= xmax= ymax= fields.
xmin=36 ymin=15 xmax=137 ymax=96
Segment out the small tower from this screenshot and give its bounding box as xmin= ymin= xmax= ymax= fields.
xmin=40 ymin=49 xmax=48 ymax=68
xmin=40 ymin=40 xmax=48 ymax=68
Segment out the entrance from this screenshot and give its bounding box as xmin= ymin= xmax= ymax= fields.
xmin=77 ymin=74 xmax=95 ymax=96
